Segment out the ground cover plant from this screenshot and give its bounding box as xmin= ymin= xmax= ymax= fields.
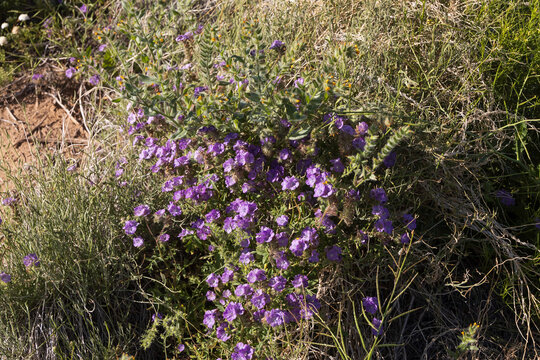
xmin=0 ymin=0 xmax=539 ymax=359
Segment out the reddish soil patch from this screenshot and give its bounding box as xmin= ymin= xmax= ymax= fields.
xmin=0 ymin=64 xmax=87 ymax=191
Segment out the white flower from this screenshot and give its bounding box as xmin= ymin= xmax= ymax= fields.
xmin=0 ymin=36 xmax=7 ymax=47
xmin=18 ymin=14 xmax=30 ymax=22
xmin=1 ymin=23 xmax=8 ymax=30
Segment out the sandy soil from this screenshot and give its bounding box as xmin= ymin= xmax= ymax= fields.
xmin=0 ymin=64 xmax=87 ymax=191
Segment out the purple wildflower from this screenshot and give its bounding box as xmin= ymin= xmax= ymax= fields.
xmin=383 ymin=152 xmax=397 ymax=168
xmin=177 ymin=344 xmax=185 ymax=352
xmin=400 ymin=233 xmax=410 ymax=244
xmin=223 ymin=302 xmax=244 ymax=322
xmin=123 ymin=220 xmax=138 ymax=235
xmin=134 ymin=204 xmax=150 ymax=217
xmin=326 ymin=245 xmax=342 ymax=262
xmin=269 ymin=276 xmax=287 ymax=292
xmin=159 ymin=233 xmax=170 ymax=242
xmin=265 ymin=309 xmax=285 ymax=327
xmin=352 ymin=137 xmax=366 ymax=150
xmin=79 ymin=4 xmax=88 ymax=13
xmin=235 ymin=284 xmax=253 ymax=297
xmin=247 ymin=269 xmax=267 ymax=283
xmin=402 ymin=214 xmax=417 ymax=230
xmin=0 ymin=272 xmax=11 ymax=283
xmin=216 ymin=322 xmax=231 ymax=341
xmin=372 ymin=317 xmax=383 ymax=336
xmin=203 ymin=309 xmax=218 ymax=329
xmin=362 ymin=297 xmax=378 ymax=315
xmin=206 ymin=291 xmax=216 ymax=301
xmin=133 ymin=237 xmax=144 ymax=247
xmin=98 ymin=44 xmax=107 ymax=52
xmin=370 ymin=188 xmax=388 ymax=203
xmin=65 ymin=67 xmax=76 ymax=78
xmin=281 ymin=176 xmax=299 ymax=191
xmin=221 ymin=268 xmax=234 ymax=284
xmin=292 ymin=274 xmax=308 ymax=288
xmin=375 ymin=219 xmax=393 ymax=234
xmin=330 ymin=158 xmax=345 ymax=173
xmin=206 ymin=273 xmax=220 ymax=288
xmin=256 ymin=226 xmax=274 ymax=243
xmin=251 ymin=289 xmax=270 ymax=309
xmin=276 ymin=215 xmax=289 ymax=227
xmin=23 ymin=253 xmax=40 ymax=267
xmin=89 ymin=74 xmax=100 ymax=85
xmin=32 ymin=73 xmax=44 ymax=81
xmin=289 ymin=238 xmax=309 ymax=257
xmin=232 ymin=342 xmax=254 ymax=360
xmin=269 ymin=40 xmax=285 ymax=50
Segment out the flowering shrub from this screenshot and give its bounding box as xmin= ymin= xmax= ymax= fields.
xmin=95 ymin=17 xmax=419 ymax=358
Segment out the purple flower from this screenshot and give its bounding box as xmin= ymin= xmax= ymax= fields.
xmin=279 ymin=148 xmax=291 ymax=161
xmin=372 ymin=317 xmax=383 ymax=336
xmin=239 ymin=250 xmax=254 ymax=264
xmin=250 ymin=289 xmax=270 ymax=309
xmin=223 ymin=302 xmax=244 ymax=322
xmin=203 ymin=309 xmax=219 ymax=329
xmin=167 ymin=202 xmax=182 ymax=216
xmin=177 ymin=344 xmax=185 ymax=352
xmin=352 ymin=137 xmax=366 ymax=150
xmin=32 ymin=73 xmax=44 ymax=81
xmin=98 ymin=44 xmax=107 ymax=52
xmin=292 ymin=274 xmax=308 ymax=288
xmin=0 ymin=272 xmax=11 ymax=283
xmin=232 ymin=342 xmax=254 ymax=360
xmin=495 ymin=190 xmax=515 ymax=206
xmin=123 ymin=220 xmax=138 ymax=235
xmin=372 ymin=205 xmax=390 ymax=220
xmin=269 ymin=276 xmax=287 ymax=292
xmin=276 ymin=215 xmax=289 ymax=227
xmin=362 ymin=297 xmax=378 ymax=315
xmin=79 ymin=4 xmax=88 ymax=13
xmin=269 ymin=40 xmax=285 ymax=50
xmin=400 ymin=233 xmax=410 ymax=244
xmin=289 ymin=238 xmax=309 ymax=257
xmin=89 ymin=74 xmax=100 ymax=86
xmin=134 ymin=204 xmax=151 ymax=217
xmin=402 ymin=214 xmax=416 ymax=230
xmin=356 ymin=122 xmax=369 ymax=135
xmin=256 ymin=226 xmax=274 ymax=244
xmin=194 ymin=86 xmax=208 ymax=97
xmin=1 ymin=197 xmax=17 ymax=206
xmin=276 ymin=232 xmax=289 ymax=247
xmin=159 ymin=233 xmax=170 ymax=242
xmin=206 ymin=290 xmax=216 ymax=301
xmin=235 ymin=284 xmax=253 ymax=297
xmin=326 ymin=245 xmax=342 ymax=262
xmin=383 ymin=152 xmax=397 ymax=168
xmin=65 ymin=67 xmax=76 ymax=78
xmin=176 ymin=31 xmax=193 ymax=42
xmin=275 ymin=251 xmax=290 ymax=270
xmin=370 ymin=188 xmax=388 ymax=204
xmin=206 ymin=273 xmax=220 ymax=288
xmin=265 ymin=309 xmax=285 ymax=327
xmin=133 ymin=237 xmax=144 ymax=247
xmin=330 ymin=158 xmax=345 ymax=173
xmin=309 ymin=250 xmax=320 ymax=263
xmin=23 ymin=253 xmax=40 ymax=267
xmin=375 ymin=219 xmax=393 ymax=234
xmin=281 ymin=176 xmax=299 ymax=191
xmin=294 ymin=77 xmax=304 ymax=87
xmin=152 ymin=313 xmax=163 ymax=322
xmin=247 ymin=269 xmax=266 ymax=283
xmin=216 ymin=322 xmax=231 ymax=341
xmin=221 ymin=268 xmax=234 ymax=284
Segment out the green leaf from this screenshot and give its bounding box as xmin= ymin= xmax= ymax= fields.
xmin=288 ymin=126 xmax=311 ymax=140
